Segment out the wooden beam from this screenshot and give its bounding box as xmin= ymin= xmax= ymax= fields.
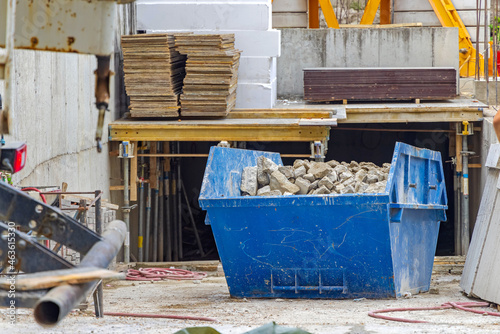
xmin=456 ymin=133 xmax=463 ymax=173
xmin=380 ymin=0 xmax=391 ymax=24
xmin=0 ymin=267 xmax=124 ymax=291
xmin=110 ymin=185 xmax=125 ymax=191
xmin=130 ymin=141 xmax=138 ymax=202
xmin=309 ymin=0 xmax=319 ymax=28
xmin=360 ymin=0 xmax=380 ymax=25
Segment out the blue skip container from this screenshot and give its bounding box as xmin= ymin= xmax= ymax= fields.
xmin=199 ymin=142 xmax=447 ymax=299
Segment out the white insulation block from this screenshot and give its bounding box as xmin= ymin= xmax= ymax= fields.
xmin=235 ymin=79 xmax=277 ymax=109
xmin=137 ymin=1 xmax=272 ymax=31
xmin=238 ymin=57 xmax=277 ymax=84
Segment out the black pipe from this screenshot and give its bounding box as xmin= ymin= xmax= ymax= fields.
xmin=34 ymin=220 xmax=126 ymax=326
xmin=93 ymin=190 xmax=103 ymax=318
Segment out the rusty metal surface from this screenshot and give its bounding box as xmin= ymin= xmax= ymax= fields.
xmin=304 ymin=67 xmax=457 ymax=102
xmin=13 ymin=0 xmax=117 ymax=56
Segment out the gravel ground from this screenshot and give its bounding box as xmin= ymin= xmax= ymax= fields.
xmin=1 ymin=273 xmax=500 ymax=333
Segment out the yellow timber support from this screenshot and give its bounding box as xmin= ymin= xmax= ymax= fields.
xmin=318 ymin=0 xmax=339 ymax=29
xmin=360 ymin=0 xmax=381 ymax=25
xmin=428 ymin=0 xmax=484 ymax=77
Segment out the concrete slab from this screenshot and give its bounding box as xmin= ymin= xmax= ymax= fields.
xmin=238 ymin=57 xmax=277 ymax=84
xmin=236 ymin=79 xmax=277 ymax=108
xmin=137 ymin=1 xmax=272 ymax=31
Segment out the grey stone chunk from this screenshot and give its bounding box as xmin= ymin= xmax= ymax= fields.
xmin=308 ymin=162 xmax=333 ymax=179
xmin=257 ymin=156 xmax=270 ymax=186
xmin=341 ymin=161 xmax=349 ymax=167
xmin=240 ymin=166 xmax=258 ymax=196
xmin=279 ymin=166 xmax=295 ymax=179
xmin=309 ymin=180 xmax=319 ymax=190
xmin=327 ymin=171 xmax=338 ymax=183
xmin=313 ymin=185 xmax=331 ymax=195
xmin=294 ymin=177 xmax=311 ymax=195
xmin=327 ymin=159 xmax=340 ymax=168
xmin=334 ymin=183 xmax=345 ymax=193
xmin=293 ymin=159 xmax=306 ymax=169
xmin=294 ymin=165 xmax=307 ymax=179
xmin=261 ymin=156 xmax=279 ymax=174
xmin=349 ymin=161 xmax=359 ymax=169
xmin=270 ymin=170 xmax=300 ymax=194
xmin=360 ymin=162 xmax=378 ymax=169
xmin=350 ymin=166 xmax=361 ymax=173
xmin=383 ymin=163 xmax=392 ymax=169
xmin=257 ymin=185 xmax=271 ymax=196
xmin=333 ymin=165 xmax=348 ymax=174
xmin=365 ymin=181 xmax=387 ymax=193
xmin=283 ymin=192 xmax=294 ymax=196
xmin=355 ymin=182 xmax=369 ymax=193
xmin=342 ymin=177 xmax=355 ymax=187
xmin=318 ymin=176 xmax=334 ymax=190
xmin=268 ymin=190 xmax=283 ymax=196
xmin=365 ymin=174 xmax=379 ymax=184
xmin=339 ymin=171 xmax=354 ymax=182
xmin=340 ymin=185 xmax=355 ymax=194
xmin=303 ymin=173 xmax=315 ymax=182
xmin=354 ymin=170 xmax=367 ymax=183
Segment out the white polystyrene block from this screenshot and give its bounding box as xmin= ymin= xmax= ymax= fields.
xmin=235 ymin=79 xmax=277 ymax=109
xmin=272 ymin=13 xmax=308 ymax=28
xmin=272 ymin=0 xmax=307 ymax=12
xmin=238 ymin=57 xmax=277 ymax=84
xmin=145 ymin=29 xmax=281 ymax=57
xmin=137 ymin=1 xmax=272 ymax=31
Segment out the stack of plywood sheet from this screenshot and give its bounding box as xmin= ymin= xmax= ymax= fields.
xmin=303 ymin=67 xmax=457 ymax=102
xmin=175 ymin=34 xmax=241 ymax=117
xmin=122 ymin=34 xmax=187 ymax=117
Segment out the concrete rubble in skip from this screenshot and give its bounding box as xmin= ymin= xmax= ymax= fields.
xmin=241 ymin=156 xmax=390 ymax=196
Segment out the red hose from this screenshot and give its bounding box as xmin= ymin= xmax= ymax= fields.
xmin=368 ymin=301 xmax=495 ymax=323
xmin=126 ymin=268 xmax=208 ymax=281
xmin=103 ymin=312 xmax=217 ymax=322
xmin=21 ymin=187 xmax=49 ymax=247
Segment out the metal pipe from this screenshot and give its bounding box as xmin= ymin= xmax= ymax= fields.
xmin=165 ymin=164 xmax=172 ymax=262
xmin=1 ymin=0 xmax=17 ymax=134
xmin=34 ymin=220 xmax=126 ymax=327
xmin=158 ymin=157 xmax=164 ymax=262
xmin=138 ymin=158 xmax=145 ymax=262
xmin=152 ymin=185 xmax=159 ymax=262
xmin=171 ymin=143 xmax=178 ymax=262
xmin=454 ymin=169 xmax=462 ymax=255
xmin=145 ymin=183 xmax=152 ymax=262
xmin=93 ymin=190 xmax=103 ymax=318
xmin=177 ymin=143 xmax=183 ymax=260
xmin=123 ymin=157 xmax=130 ymax=263
xmin=461 ymin=135 xmax=470 ymax=255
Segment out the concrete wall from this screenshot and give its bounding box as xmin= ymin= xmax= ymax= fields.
xmin=0 ymin=50 xmax=113 ymax=197
xmin=277 ymin=27 xmax=459 ymax=98
xmin=272 ymin=0 xmax=308 ymax=28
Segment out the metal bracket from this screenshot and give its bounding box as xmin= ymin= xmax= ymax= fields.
xmin=457 ymin=121 xmax=474 ymax=136
xmin=310 ymin=140 xmax=328 ymax=162
xmin=118 ymin=141 xmax=135 ymax=158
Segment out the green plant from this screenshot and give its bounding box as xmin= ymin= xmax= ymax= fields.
xmin=489 ymin=17 xmax=500 ymax=44
xmin=349 ymin=1 xmax=365 ymax=11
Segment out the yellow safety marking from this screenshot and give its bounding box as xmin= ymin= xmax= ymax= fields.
xmin=138 ymin=236 xmax=143 ymax=248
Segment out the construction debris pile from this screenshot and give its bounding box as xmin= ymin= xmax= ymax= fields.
xmin=122 ymin=34 xmax=187 ymax=117
xmin=241 ymin=156 xmax=390 ymax=196
xmin=175 ymin=34 xmax=241 ymax=117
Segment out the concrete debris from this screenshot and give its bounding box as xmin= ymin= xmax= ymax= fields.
xmin=294 ymin=177 xmax=311 ymax=195
xmin=270 ymin=170 xmax=300 ymax=194
xmin=278 ymin=166 xmax=295 ymax=179
xmin=257 ymin=156 xmax=270 ymax=186
xmin=308 ymin=162 xmax=333 ymax=179
xmin=241 ymin=157 xmax=390 ymax=196
xmin=303 ymin=173 xmax=315 ymax=182
xmin=240 ymin=166 xmax=258 ymax=196
xmin=294 ymin=165 xmax=307 ymax=179
xmin=313 ymin=185 xmax=331 ymax=195
xmin=318 ymin=176 xmax=334 ymax=190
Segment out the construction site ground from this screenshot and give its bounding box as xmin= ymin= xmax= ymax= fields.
xmin=2 ymin=261 xmax=500 ymax=334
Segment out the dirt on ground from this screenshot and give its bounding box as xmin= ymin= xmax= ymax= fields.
xmin=1 ymin=272 xmax=500 ymax=333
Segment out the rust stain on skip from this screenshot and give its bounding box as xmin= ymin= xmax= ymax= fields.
xmin=67 ymin=37 xmax=76 ymax=46
xmin=30 ymin=37 xmax=39 ymax=48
